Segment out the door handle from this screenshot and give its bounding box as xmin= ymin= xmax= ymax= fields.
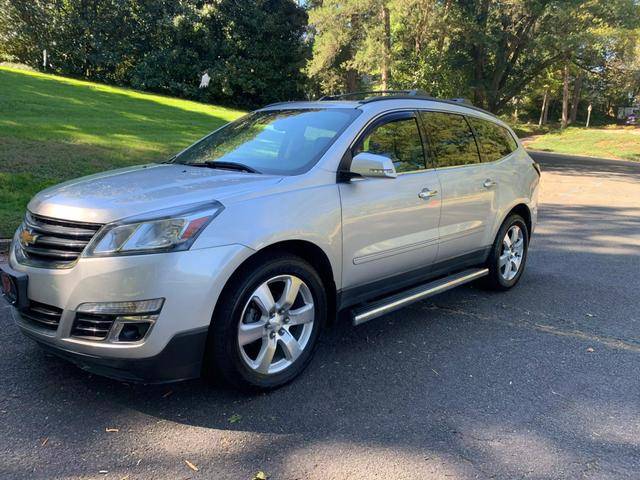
xmin=418 ymin=188 xmax=438 ymax=200
xmin=483 ymin=179 xmax=497 ymax=189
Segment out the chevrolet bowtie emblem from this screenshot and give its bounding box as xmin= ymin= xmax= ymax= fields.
xmin=20 ymin=229 xmax=37 ymax=246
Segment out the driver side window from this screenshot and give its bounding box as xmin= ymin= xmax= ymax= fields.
xmin=354 ymin=117 xmax=426 ymax=173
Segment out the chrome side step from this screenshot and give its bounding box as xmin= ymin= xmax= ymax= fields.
xmin=351 ymin=268 xmax=489 ymax=326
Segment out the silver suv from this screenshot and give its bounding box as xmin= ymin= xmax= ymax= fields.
xmin=1 ymin=92 xmax=540 ymax=390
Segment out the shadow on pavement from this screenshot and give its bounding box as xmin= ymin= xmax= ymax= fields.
xmin=2 ymin=160 xmax=640 ymax=478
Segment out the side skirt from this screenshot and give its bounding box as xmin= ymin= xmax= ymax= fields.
xmin=351 ymin=268 xmax=488 ymax=325
xmin=337 ymin=247 xmax=490 ymax=311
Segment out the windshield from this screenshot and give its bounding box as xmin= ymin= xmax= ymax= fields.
xmin=171 ymin=108 xmax=361 ymax=175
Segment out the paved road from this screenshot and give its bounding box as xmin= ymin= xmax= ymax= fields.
xmin=2 ymin=152 xmax=640 ymax=479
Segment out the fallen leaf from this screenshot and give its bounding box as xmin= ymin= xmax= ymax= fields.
xmin=184 ymin=459 xmax=199 ymax=472
xmin=162 ymin=390 xmax=174 ymax=398
xmin=586 ymin=313 xmax=594 ymax=317
xmin=253 ymin=471 xmax=268 ymax=480
xmin=106 ymin=428 xmax=119 ymax=433
xmin=228 ymin=414 xmax=242 ymax=424
xmin=41 ymin=437 xmax=48 ymax=447
xmin=586 ymin=347 xmax=595 ymax=353
xmin=120 ymin=476 xmax=130 ymax=480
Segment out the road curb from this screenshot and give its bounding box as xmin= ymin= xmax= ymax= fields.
xmin=0 ymin=239 xmax=11 ymax=254
xmin=525 ymin=149 xmax=633 ymax=164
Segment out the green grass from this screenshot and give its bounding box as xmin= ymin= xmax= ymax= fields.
xmin=521 ymin=124 xmax=640 ymax=162
xmin=0 ymin=66 xmax=244 ymax=237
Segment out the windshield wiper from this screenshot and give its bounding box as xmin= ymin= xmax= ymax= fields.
xmin=183 ymin=161 xmax=260 ymax=173
xmin=200 ymin=161 xmax=260 ymax=174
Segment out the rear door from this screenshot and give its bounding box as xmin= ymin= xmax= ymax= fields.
xmin=419 ymin=111 xmax=496 ymax=263
xmin=339 ymin=111 xmax=442 ymax=299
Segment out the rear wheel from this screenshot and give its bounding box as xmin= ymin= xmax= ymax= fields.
xmin=206 ymin=254 xmax=326 ymax=391
xmin=482 ymin=214 xmax=529 ymax=290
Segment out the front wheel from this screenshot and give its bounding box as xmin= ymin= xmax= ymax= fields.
xmin=482 ymin=214 xmax=529 ymax=290
xmin=206 ymin=254 xmax=326 ymax=391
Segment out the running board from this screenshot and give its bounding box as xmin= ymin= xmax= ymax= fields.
xmin=351 ymin=268 xmax=489 ymax=326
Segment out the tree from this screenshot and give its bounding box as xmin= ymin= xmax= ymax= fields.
xmin=0 ymin=0 xmax=310 ymax=109
xmin=308 ymin=0 xmax=640 ymax=114
xmin=561 ymin=64 xmax=570 ymax=128
xmin=306 ymin=0 xmax=393 ymax=93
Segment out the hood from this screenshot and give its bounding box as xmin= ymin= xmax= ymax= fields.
xmin=28 ymin=164 xmax=284 ymax=224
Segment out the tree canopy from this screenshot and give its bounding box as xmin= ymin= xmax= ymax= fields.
xmin=1 ymin=0 xmax=639 ymax=119
xmin=307 ymin=0 xmax=640 ymax=117
xmin=0 ymin=0 xmax=309 ymax=109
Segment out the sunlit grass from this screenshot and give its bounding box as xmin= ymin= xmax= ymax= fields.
xmin=0 ymin=66 xmax=245 ymax=237
xmin=522 ymin=125 xmax=640 ymax=162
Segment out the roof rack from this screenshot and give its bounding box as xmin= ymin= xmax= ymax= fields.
xmin=318 ymin=90 xmax=430 ymax=101
xmin=353 ymin=92 xmax=492 ymax=115
xmin=263 ymin=91 xmax=495 ymax=118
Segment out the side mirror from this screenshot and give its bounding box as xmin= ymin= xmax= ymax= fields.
xmin=349 ymin=152 xmax=397 ymax=179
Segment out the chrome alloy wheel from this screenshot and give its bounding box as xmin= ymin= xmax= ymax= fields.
xmin=238 ymin=275 xmax=315 ymax=375
xmin=499 ymin=225 xmax=525 ymax=281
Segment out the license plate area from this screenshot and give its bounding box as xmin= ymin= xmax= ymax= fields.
xmin=0 ymin=263 xmax=28 ymax=309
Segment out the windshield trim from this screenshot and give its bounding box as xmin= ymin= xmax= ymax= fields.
xmin=167 ymin=108 xmax=362 ymax=176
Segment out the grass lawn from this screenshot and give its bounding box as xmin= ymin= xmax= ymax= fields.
xmin=521 ymin=124 xmax=640 ymax=162
xmin=0 ymin=66 xmax=244 ymax=238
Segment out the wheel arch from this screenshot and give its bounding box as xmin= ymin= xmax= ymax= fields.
xmin=506 ymin=203 xmax=532 ymax=236
xmin=213 ymin=240 xmax=338 ymax=326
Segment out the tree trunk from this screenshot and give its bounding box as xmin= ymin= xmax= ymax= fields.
xmin=345 ymin=69 xmax=357 ymax=93
xmin=561 ymin=64 xmax=570 ymax=129
xmin=543 ymin=97 xmax=550 ymax=124
xmin=539 ymin=89 xmax=549 ymax=127
xmin=472 ymin=0 xmax=490 ymax=109
xmin=380 ymin=5 xmax=391 ymax=90
xmin=569 ymin=71 xmax=583 ymax=124
xmin=344 ymin=13 xmax=359 ymax=93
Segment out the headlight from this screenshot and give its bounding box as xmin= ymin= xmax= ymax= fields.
xmin=84 ymin=201 xmax=224 ymax=257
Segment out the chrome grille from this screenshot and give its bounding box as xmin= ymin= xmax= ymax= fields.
xmin=19 ymin=301 xmax=63 ymax=331
xmin=17 ymin=212 xmax=103 ymax=268
xmin=71 ymin=313 xmax=116 ymax=340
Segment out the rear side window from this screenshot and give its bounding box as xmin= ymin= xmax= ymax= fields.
xmin=354 ymin=117 xmax=426 ymax=173
xmin=420 ymin=112 xmax=481 ymax=168
xmin=467 ymin=117 xmax=518 ymax=162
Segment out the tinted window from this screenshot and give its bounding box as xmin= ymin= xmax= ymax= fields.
xmin=420 ymin=112 xmax=481 ymax=167
xmin=354 ymin=117 xmax=425 ymax=173
xmin=468 ymin=117 xmax=518 ymax=162
xmin=172 ymin=108 xmax=360 ymax=175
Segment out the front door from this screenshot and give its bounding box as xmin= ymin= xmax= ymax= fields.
xmin=339 ymin=111 xmax=442 ymax=301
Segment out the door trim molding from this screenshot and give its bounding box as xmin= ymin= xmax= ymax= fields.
xmin=337 ymin=247 xmax=490 ymax=310
xmin=353 ymin=237 xmax=439 ymax=265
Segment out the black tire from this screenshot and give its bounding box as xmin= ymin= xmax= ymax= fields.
xmin=482 ymin=214 xmax=529 ymax=291
xmin=205 ymin=253 xmax=326 ymax=391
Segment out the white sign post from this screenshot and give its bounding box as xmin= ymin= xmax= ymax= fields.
xmin=586 ymin=103 xmax=592 ymax=128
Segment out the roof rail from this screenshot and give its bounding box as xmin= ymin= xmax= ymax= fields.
xmin=263 ymin=91 xmax=496 ymax=118
xmin=319 ymin=90 xmax=430 ymax=101
xmin=447 ymin=97 xmax=473 ymax=106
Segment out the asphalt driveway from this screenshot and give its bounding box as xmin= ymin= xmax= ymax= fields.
xmin=1 ymin=152 xmax=639 ymax=479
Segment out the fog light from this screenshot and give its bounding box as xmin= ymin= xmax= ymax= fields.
xmin=74 ymin=299 xmax=164 ymax=343
xmin=118 ymin=322 xmax=151 ymax=342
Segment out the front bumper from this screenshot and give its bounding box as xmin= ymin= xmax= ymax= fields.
xmin=18 ymin=323 xmax=209 ymax=383
xmin=6 ymin=243 xmax=254 ymax=382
